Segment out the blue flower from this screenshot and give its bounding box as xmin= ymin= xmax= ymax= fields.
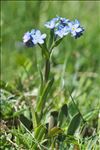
xmin=45 ymin=16 xmax=70 ymax=38
xmin=23 ymin=32 xmax=34 ymax=47
xmin=55 ymin=26 xmax=70 ymax=38
xmin=59 ymin=17 xmax=69 ymax=25
xmin=23 ymin=30 xmax=46 ymax=47
xmin=44 ymin=17 xmax=59 ymax=29
xmin=45 ymin=16 xmax=69 ymax=29
xmin=45 ymin=17 xmax=84 ymax=39
xmin=31 ymin=30 xmax=46 ymax=44
xmin=68 ymin=19 xmax=84 ymax=38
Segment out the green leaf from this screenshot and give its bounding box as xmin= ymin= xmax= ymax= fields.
xmin=34 ymin=124 xmax=46 ymax=141
xmin=48 ymin=127 xmax=62 ymax=137
xmin=50 ymin=38 xmax=63 ymax=51
xmin=37 ymin=78 xmax=54 ymax=112
xmin=37 ymin=68 xmax=44 ymax=101
xmin=84 ymin=109 xmax=99 ymax=121
xmin=58 ymin=104 xmax=68 ymax=126
xmin=68 ymin=101 xmax=77 ymax=116
xmin=13 ymin=109 xmax=26 ymax=118
xmin=20 ymin=114 xmax=33 ymax=131
xmin=31 ymin=108 xmax=39 ymax=129
xmin=61 ymin=104 xmax=68 ymax=117
xmin=67 ymin=113 xmax=81 ymax=136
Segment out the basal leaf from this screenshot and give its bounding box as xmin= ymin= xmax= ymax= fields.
xmin=34 ymin=124 xmax=46 ymax=141
xmin=31 ymin=108 xmax=39 ymax=129
xmin=58 ymin=104 xmax=68 ymax=126
xmin=37 ymin=78 xmax=54 ymax=112
xmin=20 ymin=114 xmax=33 ymax=131
xmin=67 ymin=113 xmax=81 ymax=136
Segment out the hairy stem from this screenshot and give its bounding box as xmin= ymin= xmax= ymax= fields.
xmin=45 ymin=58 xmax=50 ymax=83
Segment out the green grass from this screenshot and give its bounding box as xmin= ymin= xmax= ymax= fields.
xmin=1 ymin=1 xmax=100 ymax=149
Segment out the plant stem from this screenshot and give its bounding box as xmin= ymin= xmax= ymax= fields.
xmin=45 ymin=58 xmax=50 ymax=83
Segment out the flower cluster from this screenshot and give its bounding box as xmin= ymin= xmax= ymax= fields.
xmin=23 ymin=30 xmax=46 ymax=47
xmin=23 ymin=16 xmax=84 ymax=47
xmin=45 ymin=16 xmax=84 ymax=39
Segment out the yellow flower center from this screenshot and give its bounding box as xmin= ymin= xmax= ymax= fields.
xmin=72 ymin=27 xmax=75 ymax=31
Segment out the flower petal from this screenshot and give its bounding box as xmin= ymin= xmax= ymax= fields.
xmin=71 ymin=31 xmax=76 ymax=36
xmin=76 ymin=28 xmax=82 ymax=33
xmin=45 ymin=21 xmax=55 ymax=29
xmin=41 ymin=34 xmax=47 ymax=39
xmin=23 ymin=32 xmax=31 ymax=42
xmin=31 ymin=29 xmax=36 ymax=35
xmin=32 ymin=39 xmax=38 ymax=44
xmin=38 ymin=39 xmax=44 ymax=44
xmin=35 ymin=30 xmax=41 ymax=36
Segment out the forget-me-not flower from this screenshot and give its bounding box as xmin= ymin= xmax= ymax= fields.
xmin=23 ymin=17 xmax=84 ymax=48
xmin=23 ymin=32 xmax=34 ymax=47
xmin=23 ymin=30 xmax=46 ymax=47
xmin=55 ymin=26 xmax=70 ymax=38
xmin=45 ymin=16 xmax=70 ymax=38
xmin=45 ymin=16 xmax=69 ymax=29
xmin=68 ymin=19 xmax=84 ymax=38
xmin=31 ymin=30 xmax=46 ymax=44
xmin=59 ymin=17 xmax=69 ymax=25
xmin=45 ymin=16 xmax=84 ymax=39
xmin=44 ymin=17 xmax=59 ymax=29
